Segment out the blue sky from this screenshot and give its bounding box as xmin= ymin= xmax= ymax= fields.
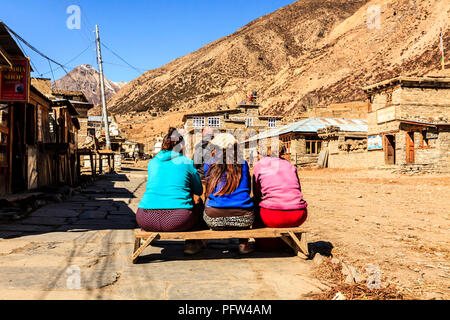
xmin=1 ymin=0 xmax=295 ymax=83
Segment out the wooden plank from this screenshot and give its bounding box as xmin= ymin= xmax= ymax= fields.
xmin=132 ymin=233 xmax=159 ymax=263
xmin=97 ymin=149 xmax=115 ymax=155
xmin=134 ymin=227 xmax=306 ymax=241
xmin=294 ymin=232 xmax=310 ymax=258
xmin=286 ymin=232 xmax=308 ymax=259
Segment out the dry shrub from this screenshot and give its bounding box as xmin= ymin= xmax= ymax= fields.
xmin=312 ymin=258 xmax=413 ymax=300
xmin=313 ymin=283 xmax=408 ymax=300
xmin=312 ymin=258 xmax=345 ymax=283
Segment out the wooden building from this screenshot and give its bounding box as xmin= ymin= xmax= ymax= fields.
xmin=0 ymin=22 xmax=81 ymax=195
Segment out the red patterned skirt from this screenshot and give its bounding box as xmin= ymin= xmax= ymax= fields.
xmin=136 ymin=203 xmax=203 ymax=232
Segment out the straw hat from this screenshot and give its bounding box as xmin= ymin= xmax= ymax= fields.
xmin=210 ymin=132 xmax=237 ymax=149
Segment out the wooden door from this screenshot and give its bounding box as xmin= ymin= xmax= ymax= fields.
xmin=384 ymin=135 xmax=395 ymax=165
xmin=406 ymin=132 xmax=415 ymax=164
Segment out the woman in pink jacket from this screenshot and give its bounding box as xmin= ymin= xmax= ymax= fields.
xmin=253 ymin=146 xmax=308 ymax=228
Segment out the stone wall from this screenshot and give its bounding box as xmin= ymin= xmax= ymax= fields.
xmin=412 ymin=129 xmax=450 ymax=172
xmin=328 ymin=150 xmax=384 ymax=169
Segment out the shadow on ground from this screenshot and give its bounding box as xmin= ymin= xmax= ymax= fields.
xmin=0 ymin=173 xmax=138 ymax=240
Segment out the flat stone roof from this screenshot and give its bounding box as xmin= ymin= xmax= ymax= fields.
xmin=363 ymin=75 xmax=450 ymax=93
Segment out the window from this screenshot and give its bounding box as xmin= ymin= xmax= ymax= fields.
xmin=268 ymin=118 xmax=277 ymax=128
xmin=193 ymin=117 xmax=205 ymax=128
xmin=306 ymin=140 xmax=322 ymax=155
xmin=281 ymin=136 xmax=292 ymax=154
xmin=245 ymin=118 xmax=254 ymax=127
xmin=386 ymin=91 xmax=393 ymax=106
xmin=420 ymin=130 xmax=437 ymax=148
xmin=208 ymin=117 xmax=220 ymax=128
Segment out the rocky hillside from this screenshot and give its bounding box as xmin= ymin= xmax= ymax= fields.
xmin=108 ymin=0 xmax=449 ymax=123
xmin=52 ymin=64 xmax=126 ymax=105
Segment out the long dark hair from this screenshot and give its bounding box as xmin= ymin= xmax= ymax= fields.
xmin=206 ymin=143 xmax=242 ymax=197
xmin=161 ymin=127 xmax=184 ymax=153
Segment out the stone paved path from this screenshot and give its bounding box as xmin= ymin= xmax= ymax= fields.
xmin=0 ymin=169 xmax=327 ymax=299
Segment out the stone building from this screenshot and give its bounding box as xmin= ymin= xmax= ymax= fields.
xmin=244 ymin=118 xmax=367 ymax=167
xmin=363 ymin=75 xmax=450 ymax=172
xmin=183 ymin=103 xmax=283 ymax=134
xmin=317 ymin=125 xmax=370 ymax=168
xmin=183 ymin=101 xmax=283 ymax=158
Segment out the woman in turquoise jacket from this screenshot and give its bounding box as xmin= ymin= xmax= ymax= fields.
xmin=137 ymin=127 xmax=204 ymax=249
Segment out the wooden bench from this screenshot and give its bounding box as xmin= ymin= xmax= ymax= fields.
xmin=132 ymin=227 xmax=309 ymax=264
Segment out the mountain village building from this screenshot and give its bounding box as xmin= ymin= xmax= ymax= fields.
xmin=0 ymin=23 xmax=85 ymax=195
xmin=362 ymin=75 xmax=450 ymax=172
xmin=183 ymin=103 xmax=283 ymax=134
xmin=183 ymin=100 xmax=283 ymax=157
xmin=313 ymin=75 xmax=450 ymax=171
xmin=244 ymin=117 xmax=368 ymax=167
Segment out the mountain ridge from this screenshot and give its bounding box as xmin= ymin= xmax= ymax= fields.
xmin=107 ymin=0 xmax=449 ymax=122
xmin=51 ymin=64 xmax=126 ymax=105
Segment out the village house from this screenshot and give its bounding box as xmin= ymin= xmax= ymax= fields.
xmin=362 ymin=75 xmax=450 ymax=172
xmin=244 ymin=117 xmax=367 ymax=167
xmin=0 ymin=22 xmax=85 ymax=196
xmin=51 ymin=89 xmax=94 ymax=147
xmin=121 ymin=140 xmax=145 ymax=160
xmin=183 ymin=96 xmax=283 ymax=157
xmin=314 ymin=75 xmax=450 ymax=171
xmin=183 ymin=103 xmax=282 ymax=134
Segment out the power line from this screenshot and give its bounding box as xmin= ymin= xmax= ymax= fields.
xmin=11 ymin=32 xmax=42 ymax=76
xmin=48 ymin=60 xmax=57 ymax=89
xmin=62 ymin=0 xmax=96 ymax=45
xmin=4 ymin=24 xmax=71 ymax=71
xmin=3 ymin=23 xmax=82 ymax=91
xmin=39 ymin=43 xmax=93 ymax=76
xmin=64 ymin=1 xmax=147 ymax=77
xmin=101 ymin=42 xmax=144 ymax=75
xmin=103 ymin=61 xmax=147 ymax=72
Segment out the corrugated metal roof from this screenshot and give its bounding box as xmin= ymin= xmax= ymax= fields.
xmin=246 ymin=118 xmax=367 ymax=142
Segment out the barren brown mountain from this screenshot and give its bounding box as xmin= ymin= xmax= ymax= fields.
xmin=52 ymin=64 xmax=126 ymax=105
xmin=107 ymin=0 xmax=449 ymax=130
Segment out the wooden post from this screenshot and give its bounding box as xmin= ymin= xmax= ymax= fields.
xmin=107 ymin=154 xmax=111 ymax=173
xmin=7 ymin=104 xmax=13 ymax=194
xmin=112 ymin=153 xmax=115 ymax=171
xmin=76 ymin=153 xmax=81 ymax=179
xmin=89 ymin=152 xmax=95 ymax=177
xmin=98 ymin=153 xmax=103 ymax=174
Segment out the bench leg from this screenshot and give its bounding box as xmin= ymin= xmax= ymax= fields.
xmin=296 ymin=232 xmax=309 ymax=258
xmin=280 ymin=235 xmax=307 ymax=260
xmin=132 ymin=234 xmax=158 ymax=264
xmin=287 ymin=231 xmax=309 ymax=260
xmin=134 ymin=237 xmax=141 ymax=253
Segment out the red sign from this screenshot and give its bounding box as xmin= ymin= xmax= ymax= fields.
xmin=0 ymin=57 xmax=30 ymax=102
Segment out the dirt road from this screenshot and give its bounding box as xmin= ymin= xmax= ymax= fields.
xmin=0 ymin=168 xmax=448 ymax=299
xmin=0 ymin=168 xmax=326 ymax=300
xmin=299 ymin=169 xmax=450 ymax=299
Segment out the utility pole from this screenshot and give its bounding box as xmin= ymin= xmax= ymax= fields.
xmin=95 ymin=24 xmax=111 ymax=150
